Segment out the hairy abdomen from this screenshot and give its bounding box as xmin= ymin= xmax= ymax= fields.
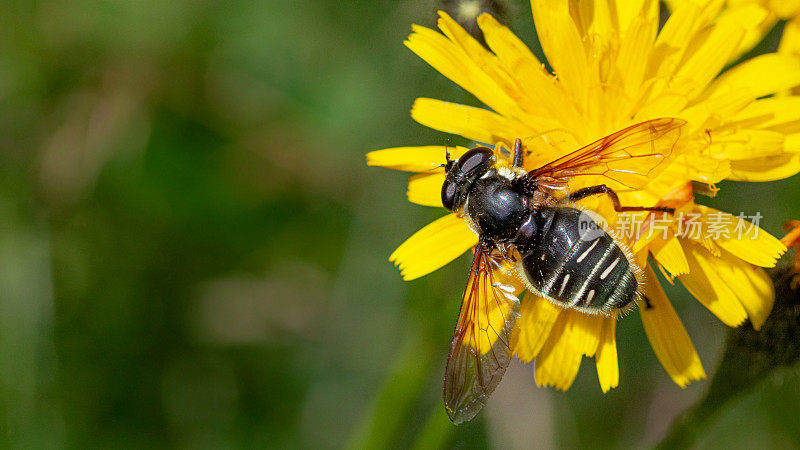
xmin=516 ymin=207 xmax=638 ymax=313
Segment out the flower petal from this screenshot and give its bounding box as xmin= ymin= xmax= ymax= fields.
xmin=617 ymin=12 xmax=657 ymax=99
xmin=708 ymin=249 xmax=775 ymax=330
xmin=779 ymin=15 xmax=800 ymax=58
xmin=735 ymin=96 xmax=800 ymax=134
xmin=571 ymin=0 xmax=615 ymax=51
xmin=411 ymin=98 xmax=529 ymax=145
xmin=652 ymin=235 xmax=690 ymax=278
xmin=407 ymin=171 xmax=444 ymax=207
xmin=770 ymin=1 xmax=800 ymax=18
xmin=477 ymin=13 xmax=576 ymax=129
xmin=679 ymin=241 xmax=749 ymax=327
xmin=722 ymin=129 xmax=785 ymax=160
xmin=533 ymin=312 xmax=583 ymax=391
xmin=595 ymin=315 xmax=619 ymax=393
xmin=617 ymin=0 xmax=658 ymax=35
xmin=702 ymin=54 xmax=800 ymax=100
xmin=695 ymin=206 xmax=786 ymax=268
xmin=511 ymin=293 xmax=562 ymax=362
xmin=531 ymin=0 xmax=588 ymax=108
xmin=640 ymin=266 xmax=706 ymax=387
xmin=533 ymin=310 xmax=603 ymax=390
xmin=405 ymin=21 xmax=516 ymax=118
xmin=679 ymin=88 xmax=754 ymax=133
xmin=390 ymin=214 xmax=477 ymax=280
xmin=574 ymin=310 xmax=604 ymax=356
xmin=725 ymin=6 xmax=776 ymax=59
xmin=366 ymin=145 xmax=468 ymax=172
xmin=640 ymin=3 xmax=705 ymax=115
xmin=672 ymin=9 xmax=748 ymax=100
xmin=729 ymin=153 xmax=800 ymax=181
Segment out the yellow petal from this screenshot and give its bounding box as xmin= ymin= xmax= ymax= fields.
xmin=407 ymin=172 xmax=444 ymax=207
xmin=729 ymin=153 xmax=800 ymax=181
xmin=786 ymin=134 xmax=800 ymax=153
xmin=672 ymin=141 xmax=732 ymax=183
xmin=572 ymin=310 xmax=603 ymax=358
xmin=533 ymin=312 xmax=583 ymax=391
xmin=679 ymin=88 xmax=754 ymax=132
xmin=742 ymin=18 xmax=778 ymax=57
xmin=571 ymin=0 xmax=614 ymax=50
xmin=695 ymin=206 xmax=787 ymax=267
xmin=644 ymin=3 xmax=704 ymax=110
xmin=476 ymin=13 xmax=542 ymax=67
xmin=434 ymin=11 xmax=535 ymax=123
xmin=735 ymin=96 xmax=800 ymax=134
xmin=477 ymin=14 xmax=576 ymax=129
xmin=366 ymin=145 xmax=468 ymax=172
xmin=769 ymin=0 xmax=800 ymax=19
xmin=411 ymin=98 xmax=529 ymax=145
xmin=640 ymin=266 xmax=706 ymax=387
xmin=779 ymin=15 xmax=800 ymax=57
xmin=617 ymin=12 xmax=657 ymax=98
xmin=722 ymin=5 xmax=775 ymax=59
xmin=617 ymin=0 xmax=659 ymax=35
xmin=531 ymin=0 xmax=588 ymax=108
xmin=702 ymin=54 xmax=800 ymax=100
xmin=652 ymin=2 xmax=702 ymax=57
xmin=390 ymin=214 xmax=477 ymax=280
xmin=595 ymin=315 xmax=619 ymax=393
xmin=709 ymin=249 xmax=775 ymax=330
xmin=716 ymin=129 xmax=785 ymax=160
xmin=652 ymin=235 xmax=690 ymax=278
xmin=405 ymin=22 xmax=516 ymax=118
xmin=511 ymin=293 xmax=562 ymax=362
xmin=679 ymin=241 xmax=749 ymax=327
xmin=533 ymin=310 xmax=603 ymax=390
xmin=672 ymin=10 xmax=748 ymax=100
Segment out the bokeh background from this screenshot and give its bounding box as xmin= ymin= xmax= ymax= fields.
xmin=2 ymin=0 xmax=800 ymax=448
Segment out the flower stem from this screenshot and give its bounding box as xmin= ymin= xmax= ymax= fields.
xmin=657 ymin=267 xmax=800 ymax=449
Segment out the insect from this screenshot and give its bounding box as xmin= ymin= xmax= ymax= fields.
xmin=440 ymin=118 xmax=685 ymax=424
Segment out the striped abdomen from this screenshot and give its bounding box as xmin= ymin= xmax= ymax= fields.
xmin=515 ymin=207 xmax=638 ymax=314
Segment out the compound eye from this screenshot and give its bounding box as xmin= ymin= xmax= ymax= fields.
xmin=457 ymin=147 xmax=493 ymax=174
xmin=442 ymin=181 xmax=457 ymax=211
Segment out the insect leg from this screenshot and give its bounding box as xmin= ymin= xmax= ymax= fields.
xmin=562 ymin=185 xmax=675 ymax=214
xmin=512 ymin=139 xmax=524 ymax=168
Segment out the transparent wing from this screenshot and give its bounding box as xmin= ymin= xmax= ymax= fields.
xmin=527 ymin=118 xmax=686 ymax=191
xmin=444 ymin=244 xmax=520 ymax=424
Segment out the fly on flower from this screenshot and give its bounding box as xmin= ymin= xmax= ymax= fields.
xmin=441 ymin=118 xmax=685 ymax=423
xmin=369 ymin=0 xmax=795 ymax=429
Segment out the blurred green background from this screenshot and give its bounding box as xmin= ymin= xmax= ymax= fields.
xmin=2 ymin=0 xmax=800 ymax=448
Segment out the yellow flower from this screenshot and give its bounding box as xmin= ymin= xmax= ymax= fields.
xmin=368 ymin=0 xmax=798 ymax=393
xmin=668 ymin=0 xmax=800 ymax=76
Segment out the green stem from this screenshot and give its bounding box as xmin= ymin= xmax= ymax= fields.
xmin=411 ymin=405 xmax=455 ymax=450
xmin=346 ymin=332 xmax=436 ymax=450
xmin=657 ymin=268 xmax=800 ymax=449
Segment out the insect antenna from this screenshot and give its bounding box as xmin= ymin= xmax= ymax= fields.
xmin=439 ymin=138 xmax=454 ymax=169
xmin=438 ymin=148 xmax=451 ymax=168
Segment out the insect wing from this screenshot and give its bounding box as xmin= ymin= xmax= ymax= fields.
xmin=527 ymin=118 xmax=686 ymax=191
xmin=444 ymin=245 xmax=520 ymax=424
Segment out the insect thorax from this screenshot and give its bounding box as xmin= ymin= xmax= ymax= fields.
xmin=464 ymin=173 xmax=529 ymax=242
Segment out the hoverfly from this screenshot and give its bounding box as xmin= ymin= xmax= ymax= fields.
xmin=440 ymin=118 xmax=685 ymax=424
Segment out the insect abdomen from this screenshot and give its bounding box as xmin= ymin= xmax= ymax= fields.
xmin=515 ymin=207 xmax=638 ymax=313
